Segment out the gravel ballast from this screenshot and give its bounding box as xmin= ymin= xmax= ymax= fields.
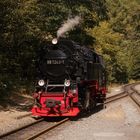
xmin=0 ymin=110 xmax=36 ymax=135
xmin=45 ymin=97 xmax=140 ymax=140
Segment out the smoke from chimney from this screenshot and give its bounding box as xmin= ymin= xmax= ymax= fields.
xmin=57 ymin=16 xmax=81 ymax=38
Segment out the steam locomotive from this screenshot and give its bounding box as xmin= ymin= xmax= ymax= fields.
xmin=31 ymin=39 xmax=107 ymax=117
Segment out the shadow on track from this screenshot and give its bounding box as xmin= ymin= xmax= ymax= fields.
xmin=70 ymin=104 xmax=104 ymax=121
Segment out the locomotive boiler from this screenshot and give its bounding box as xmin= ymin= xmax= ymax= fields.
xmin=31 ymin=38 xmax=107 ymax=117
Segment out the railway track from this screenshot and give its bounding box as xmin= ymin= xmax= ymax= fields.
xmin=26 ymin=118 xmax=69 ymax=140
xmin=0 ymin=83 xmax=139 ymax=140
xmin=129 ymin=84 xmax=140 ymax=108
xmin=105 ymin=92 xmax=128 ymax=104
xmin=0 ymin=118 xmax=44 ymax=139
xmin=105 ymin=83 xmax=140 ymax=108
xmin=0 ymin=117 xmax=69 ymax=140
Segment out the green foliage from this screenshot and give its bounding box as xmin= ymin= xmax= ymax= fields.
xmin=0 ymin=0 xmax=108 ymax=94
xmin=89 ymin=0 xmax=140 ymax=83
xmin=107 ymin=0 xmax=140 ymax=81
xmin=0 ymin=0 xmax=139 ymax=96
xmin=90 ymin=21 xmax=129 ymax=83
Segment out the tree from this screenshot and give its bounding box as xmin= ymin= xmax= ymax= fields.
xmin=89 ymin=0 xmax=140 ymax=83
xmin=107 ymin=0 xmax=140 ymax=81
xmin=90 ymin=21 xmax=128 ymax=83
xmin=0 ymin=0 xmax=108 ymax=94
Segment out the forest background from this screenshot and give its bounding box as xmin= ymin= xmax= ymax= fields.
xmin=0 ymin=0 xmax=140 ymax=96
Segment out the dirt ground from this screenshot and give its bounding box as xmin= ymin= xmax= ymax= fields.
xmin=0 ymin=92 xmax=33 ymax=111
xmin=0 ymin=92 xmax=35 ymax=135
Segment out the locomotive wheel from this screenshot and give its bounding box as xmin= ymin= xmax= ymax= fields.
xmin=89 ymin=97 xmax=96 ymax=111
xmin=84 ymin=89 xmax=90 ymax=110
xmin=84 ymin=89 xmax=96 ymax=111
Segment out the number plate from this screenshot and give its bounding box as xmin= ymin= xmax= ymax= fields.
xmin=47 ymin=60 xmax=65 ymax=64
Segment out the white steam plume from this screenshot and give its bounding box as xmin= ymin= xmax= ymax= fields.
xmin=57 ymin=16 xmax=81 ymax=38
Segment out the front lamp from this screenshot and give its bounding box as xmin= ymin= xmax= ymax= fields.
xmin=38 ymin=80 xmax=45 ymax=86
xmin=52 ymin=38 xmax=58 ymax=44
xmin=64 ymin=80 xmax=70 ymax=87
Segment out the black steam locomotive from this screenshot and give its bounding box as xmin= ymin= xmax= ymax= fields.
xmin=32 ymin=39 xmax=106 ymax=117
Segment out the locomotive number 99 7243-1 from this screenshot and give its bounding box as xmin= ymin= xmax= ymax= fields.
xmin=47 ymin=60 xmax=65 ymax=65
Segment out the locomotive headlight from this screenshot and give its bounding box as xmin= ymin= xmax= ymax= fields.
xmin=52 ymin=38 xmax=58 ymax=44
xmin=38 ymin=80 xmax=45 ymax=86
xmin=64 ymin=80 xmax=70 ymax=87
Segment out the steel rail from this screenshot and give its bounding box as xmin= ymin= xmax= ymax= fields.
xmin=105 ymin=83 xmax=140 ymax=104
xmin=129 ymin=84 xmax=140 ymax=107
xmin=105 ymin=92 xmax=128 ymax=104
xmin=26 ymin=117 xmax=69 ymax=140
xmin=129 ymin=93 xmax=140 ymax=107
xmin=0 ymin=118 xmax=44 ymax=139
